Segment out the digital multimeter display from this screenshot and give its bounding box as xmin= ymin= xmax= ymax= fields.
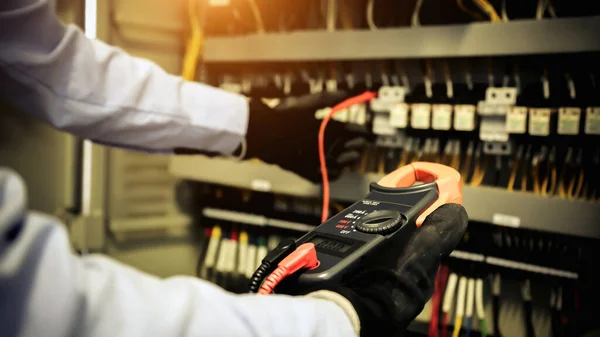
xmin=310 ymin=235 xmax=353 ymax=253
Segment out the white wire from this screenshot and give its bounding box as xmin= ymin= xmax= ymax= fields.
xmin=367 ymin=0 xmax=378 ymax=30
xmin=547 ymin=0 xmax=557 ymax=17
xmin=492 ymin=273 xmax=501 ymax=296
xmin=475 ymin=278 xmax=486 ymax=320
xmin=412 ymin=0 xmax=425 ymax=27
xmin=456 ymin=277 xmax=468 ymax=316
xmin=501 ymin=0 xmax=509 ymax=21
xmin=536 ymin=0 xmax=547 ymax=20
xmin=521 ymin=279 xmax=532 ymax=301
xmin=466 ymin=278 xmax=475 ymax=318
xmin=443 ymin=273 xmax=459 ymax=313
xmin=245 ymin=244 xmax=257 ymax=279
xmin=237 ymin=232 xmax=248 ymax=276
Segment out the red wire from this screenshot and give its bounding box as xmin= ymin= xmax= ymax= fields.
xmin=429 ymin=268 xmax=443 ymax=337
xmin=429 ymin=266 xmax=450 ymax=337
xmin=319 ymin=91 xmax=377 ymax=222
xmin=441 ymin=313 xmax=449 ymax=337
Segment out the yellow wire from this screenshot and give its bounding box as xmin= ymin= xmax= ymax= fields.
xmin=452 ymin=316 xmax=464 ymax=337
xmin=457 ymin=0 xmax=485 ymax=20
xmin=474 ymin=0 xmax=502 ymax=22
xmin=397 ymin=150 xmax=409 ymax=169
xmin=567 ymin=170 xmax=584 ymax=199
xmin=181 ymin=0 xmax=203 ymax=81
xmin=573 ymin=170 xmax=585 ymax=199
xmin=507 ymin=158 xmax=519 ymax=192
xmin=532 ymin=162 xmax=541 ymax=195
xmin=461 ymin=152 xmax=472 ymax=178
xmin=377 ymin=150 xmax=386 ymax=174
xmin=558 ymin=162 xmax=569 ymax=198
xmin=451 ymin=152 xmax=460 ymax=171
xmin=471 ymin=156 xmax=487 ymax=187
xmin=541 ymin=167 xmax=557 ymax=197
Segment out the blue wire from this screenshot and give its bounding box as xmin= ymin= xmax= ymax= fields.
xmin=465 ymin=317 xmax=473 ymax=337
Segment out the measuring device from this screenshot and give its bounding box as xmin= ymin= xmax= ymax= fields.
xmin=250 ymin=162 xmax=462 ymax=294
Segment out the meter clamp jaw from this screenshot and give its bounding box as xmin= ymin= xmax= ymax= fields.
xmin=280 ymin=162 xmax=462 ymax=292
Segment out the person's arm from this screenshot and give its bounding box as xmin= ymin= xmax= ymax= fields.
xmin=0 ymin=0 xmax=247 ymax=154
xmin=0 ymin=168 xmax=358 ymax=337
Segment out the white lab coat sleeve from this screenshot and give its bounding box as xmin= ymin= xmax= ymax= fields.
xmin=0 ymin=0 xmax=247 ymax=154
xmin=0 ymin=168 xmax=357 ymax=337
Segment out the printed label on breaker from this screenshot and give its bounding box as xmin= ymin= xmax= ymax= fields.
xmin=492 ymin=214 xmax=521 ymax=228
xmin=411 ymin=104 xmax=431 ymax=129
xmin=454 ymin=105 xmax=476 ymax=131
xmin=251 ymin=179 xmax=272 ymax=192
xmin=558 ymin=107 xmax=581 ymax=135
xmin=506 ymin=106 xmax=528 ymax=134
xmin=390 ymin=103 xmax=408 ymax=128
xmin=432 ymin=104 xmax=453 ymax=130
xmin=585 ymin=107 xmax=600 ymax=135
xmin=529 ymin=108 xmax=551 ymax=136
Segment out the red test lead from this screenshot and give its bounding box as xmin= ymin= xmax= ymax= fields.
xmin=258 ymin=243 xmax=320 ymax=295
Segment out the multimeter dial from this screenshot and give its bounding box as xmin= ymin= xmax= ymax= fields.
xmin=355 ymin=210 xmax=404 ymax=235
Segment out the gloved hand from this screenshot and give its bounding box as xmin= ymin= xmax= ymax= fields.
xmin=244 ymin=91 xmax=370 ymax=183
xmin=310 ymin=204 xmax=468 ymax=337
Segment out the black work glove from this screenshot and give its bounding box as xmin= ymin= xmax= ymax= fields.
xmin=244 ymin=91 xmax=370 ymax=183
xmin=328 ymin=204 xmax=468 ymax=337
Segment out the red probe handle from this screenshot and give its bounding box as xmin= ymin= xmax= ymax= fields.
xmin=376 ymin=162 xmax=462 ymax=227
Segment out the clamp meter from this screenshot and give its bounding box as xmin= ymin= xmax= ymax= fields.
xmin=276 ymin=162 xmax=462 ymax=292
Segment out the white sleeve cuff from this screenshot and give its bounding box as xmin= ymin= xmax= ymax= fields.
xmin=306 ymin=290 xmax=361 ymax=337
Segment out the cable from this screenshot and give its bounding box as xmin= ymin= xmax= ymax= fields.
xmin=237 ymin=230 xmax=249 ymax=279
xmin=475 ymin=279 xmax=487 ymax=337
xmin=442 ymin=273 xmax=459 ymax=337
xmin=201 ymin=225 xmax=221 ymax=280
xmin=366 ymin=0 xmax=378 ymax=31
xmin=474 ymin=0 xmax=502 ymax=22
xmin=452 ymin=277 xmax=467 ymax=337
xmin=492 ymin=274 xmax=502 ymax=337
xmin=567 ymin=149 xmax=585 ymax=199
xmin=249 ymin=238 xmax=296 ymax=293
xmin=465 ymin=278 xmax=475 ymax=337
xmin=247 ymin=0 xmax=265 ymax=33
xmin=520 ymin=145 xmax=533 ymax=192
xmin=558 ymin=147 xmax=573 ymax=198
xmin=501 ymin=0 xmax=509 ymax=21
xmin=522 ymin=280 xmax=535 ymax=337
xmin=450 ymin=141 xmax=461 ymax=171
xmin=320 ymin=91 xmax=377 ymax=222
xmin=470 ymin=143 xmax=487 ymax=187
xmin=457 ymin=0 xmax=485 ymax=20
xmin=541 ymin=147 xmax=557 ymax=197
xmin=258 ymin=243 xmax=319 ymax=294
xmin=461 ymin=141 xmax=474 ymax=180
xmin=181 ymin=0 xmax=204 ymax=81
xmin=430 ymin=266 xmax=450 ymax=337
xmin=412 ymin=0 xmax=425 ymax=27
xmin=508 ymin=145 xmax=523 ymax=191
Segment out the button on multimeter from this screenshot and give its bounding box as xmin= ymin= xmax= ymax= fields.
xmin=355 ymin=210 xmax=404 ymax=235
